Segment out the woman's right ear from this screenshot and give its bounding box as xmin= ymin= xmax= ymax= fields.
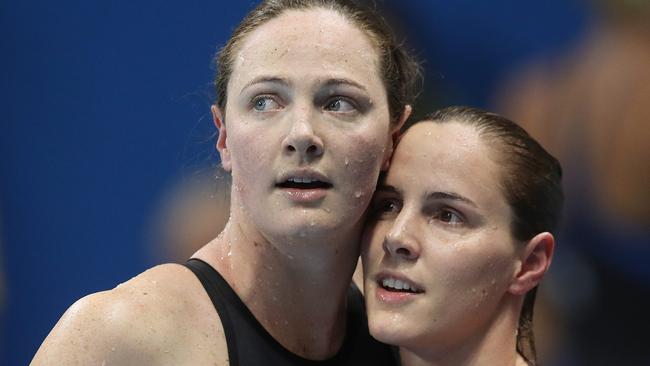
xmin=211 ymin=105 xmax=231 ymax=172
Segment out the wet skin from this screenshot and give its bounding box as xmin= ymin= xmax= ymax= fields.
xmin=362 ymin=121 xmax=538 ymax=365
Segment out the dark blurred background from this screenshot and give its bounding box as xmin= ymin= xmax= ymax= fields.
xmin=1 ymin=1 xmax=648 ymax=365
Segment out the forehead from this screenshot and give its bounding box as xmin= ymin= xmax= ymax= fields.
xmin=230 ymin=8 xmax=382 ymax=89
xmin=388 ymin=122 xmax=505 ymax=204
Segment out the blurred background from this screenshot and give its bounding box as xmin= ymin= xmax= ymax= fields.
xmin=1 ymin=1 xmax=648 ymax=365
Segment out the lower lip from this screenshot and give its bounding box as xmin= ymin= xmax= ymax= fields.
xmin=280 ymin=188 xmax=328 ymax=202
xmin=375 ymin=286 xmax=420 ymax=304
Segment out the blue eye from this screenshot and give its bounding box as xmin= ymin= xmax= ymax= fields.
xmin=252 ymin=96 xmax=281 ymax=112
xmin=325 ymin=98 xmax=356 ymax=113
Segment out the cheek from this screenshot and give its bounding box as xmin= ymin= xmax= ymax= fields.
xmin=443 ymin=240 xmax=516 ymax=303
xmin=361 ymin=219 xmax=388 ymax=264
xmin=227 ymin=127 xmax=275 ymax=186
xmin=336 ymin=128 xmax=390 ymax=194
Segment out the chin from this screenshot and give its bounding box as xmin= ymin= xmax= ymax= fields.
xmin=263 ymin=218 xmax=341 ymax=242
xmin=369 ymin=323 xmax=417 ymax=349
xmin=367 ymin=311 xmax=419 ymax=348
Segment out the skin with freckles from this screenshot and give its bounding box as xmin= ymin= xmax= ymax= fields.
xmin=362 ymin=121 xmax=554 ymax=366
xmin=31 ymin=7 xmax=410 ymax=366
xmin=216 ymin=8 xmax=394 ymax=249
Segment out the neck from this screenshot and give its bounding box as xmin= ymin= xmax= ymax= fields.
xmin=194 ymin=206 xmax=362 ymax=360
xmin=399 ymin=296 xmax=528 ymax=366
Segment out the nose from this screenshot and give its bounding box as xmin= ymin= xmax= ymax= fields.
xmin=383 ymin=212 xmax=420 ymax=261
xmin=282 ymin=108 xmax=324 ymax=161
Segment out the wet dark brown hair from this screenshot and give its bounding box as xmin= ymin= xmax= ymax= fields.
xmin=214 ymin=0 xmax=421 ymax=124
xmin=424 ymin=106 xmax=564 ymax=366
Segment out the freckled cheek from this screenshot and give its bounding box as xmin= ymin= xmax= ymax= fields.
xmin=443 ymin=249 xmax=513 ymax=301
xmin=337 ymin=132 xmax=389 ymax=197
xmin=227 ymin=131 xmax=274 ymax=190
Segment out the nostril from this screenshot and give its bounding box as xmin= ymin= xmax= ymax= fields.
xmin=396 ymin=248 xmax=411 ymax=256
xmin=287 ymin=145 xmax=296 ymax=152
xmin=306 ymin=145 xmax=317 ymax=154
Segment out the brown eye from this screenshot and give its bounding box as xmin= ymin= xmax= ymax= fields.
xmin=370 ymin=198 xmax=401 ymax=219
xmin=437 ymin=209 xmax=463 ymax=224
xmin=380 ymin=200 xmax=399 ymax=213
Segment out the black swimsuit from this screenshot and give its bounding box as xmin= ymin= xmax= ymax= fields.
xmin=184 ymin=258 xmax=397 ymax=366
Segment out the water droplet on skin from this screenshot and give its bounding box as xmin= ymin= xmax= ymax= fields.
xmin=344 ymin=157 xmax=349 ymax=166
xmin=354 ymin=191 xmax=363 ymax=198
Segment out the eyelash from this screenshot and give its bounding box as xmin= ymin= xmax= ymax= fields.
xmin=249 ymin=95 xmax=359 ymax=114
xmin=324 ymin=96 xmax=358 ymax=113
xmin=372 ymin=198 xmax=401 ymax=218
xmin=430 ymin=208 xmax=465 ymax=225
xmin=250 ymin=95 xmax=283 ymax=112
xmin=371 ymin=198 xmax=466 ymax=226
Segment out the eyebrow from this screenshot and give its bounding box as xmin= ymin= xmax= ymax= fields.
xmin=240 ymin=76 xmax=291 ymax=95
xmin=240 ymin=76 xmax=367 ymax=95
xmin=378 ymin=185 xmax=478 ymax=208
xmin=322 ymin=78 xmax=368 ymax=92
xmin=376 ymin=185 xmax=400 ymax=195
xmin=425 ymin=191 xmax=478 ymax=208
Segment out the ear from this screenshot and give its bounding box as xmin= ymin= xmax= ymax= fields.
xmin=381 ymin=104 xmax=412 ymax=171
xmin=211 ymin=105 xmax=231 ymax=172
xmin=508 ymin=232 xmax=555 ymax=295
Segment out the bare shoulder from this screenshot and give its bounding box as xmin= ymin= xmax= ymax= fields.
xmin=31 ymin=263 xmax=230 ymax=365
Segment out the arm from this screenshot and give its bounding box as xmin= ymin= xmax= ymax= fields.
xmin=31 ymin=264 xmax=230 ymax=365
xmin=31 ymin=290 xmax=163 ymax=365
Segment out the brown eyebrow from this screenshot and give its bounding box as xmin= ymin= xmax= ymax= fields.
xmin=376 ymin=185 xmax=400 ymax=195
xmin=241 ymin=76 xmax=367 ymax=94
xmin=425 ymin=191 xmax=478 ymax=208
xmin=240 ymin=76 xmax=291 ymax=94
xmin=322 ymin=78 xmax=368 ymax=92
xmin=378 ymin=185 xmax=477 ymax=208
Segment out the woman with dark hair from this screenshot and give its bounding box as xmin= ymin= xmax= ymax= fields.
xmin=362 ymin=106 xmax=563 ymax=366
xmin=31 ymin=1 xmax=419 ymax=365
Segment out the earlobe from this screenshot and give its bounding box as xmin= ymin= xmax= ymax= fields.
xmin=211 ymin=105 xmax=231 ymax=172
xmin=508 ymin=232 xmax=555 ymax=295
xmin=381 ymin=105 xmax=413 ymax=171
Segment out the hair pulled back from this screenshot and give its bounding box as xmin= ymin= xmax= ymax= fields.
xmin=425 ymin=106 xmax=564 ymax=366
xmin=214 ymin=0 xmax=421 ymax=124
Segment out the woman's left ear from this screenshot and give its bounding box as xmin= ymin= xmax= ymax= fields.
xmin=508 ymin=232 xmax=555 ymax=295
xmin=381 ymin=105 xmax=412 ymax=171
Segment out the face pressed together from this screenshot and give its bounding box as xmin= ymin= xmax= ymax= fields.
xmin=216 ymin=8 xmax=395 ymax=245
xmin=216 ymin=6 xmax=534 ymax=357
xmin=361 ymin=122 xmax=524 ymax=352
